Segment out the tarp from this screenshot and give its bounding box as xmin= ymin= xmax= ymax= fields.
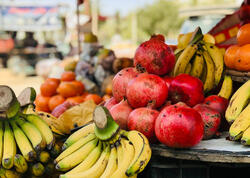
xmin=0 ymin=1 xmax=64 ymax=31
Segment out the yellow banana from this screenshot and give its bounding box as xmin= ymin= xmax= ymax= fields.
xmin=100 ymin=145 xmax=117 ymax=178
xmin=218 ymin=75 xmax=233 ymax=99
xmin=16 ymin=118 xmax=44 ymax=152
xmin=2 ymin=121 xmax=16 ymax=169
xmin=229 ymin=103 xmax=250 ymax=141
xmin=56 ymin=138 xmax=98 ymax=171
xmin=25 ymin=114 xmax=55 ymax=150
xmin=66 ymin=140 xmax=103 ymax=175
xmin=111 ymin=139 xmax=135 ymax=178
xmin=204 ymin=42 xmax=224 ymax=86
xmin=55 ymin=133 xmax=96 ymax=163
xmin=124 ymin=130 xmax=151 ymax=177
xmin=116 ymin=140 xmax=123 ymax=168
xmin=62 ymin=123 xmax=95 ymax=150
xmin=31 ymin=162 xmax=45 ymax=176
xmin=202 ymin=50 xmax=215 ymax=93
xmin=190 ymin=51 xmax=204 ymax=78
xmin=0 ymin=167 xmax=20 ymax=178
xmin=38 ymin=151 xmax=50 ymax=164
xmin=173 ymin=43 xmax=198 ymax=76
xmin=241 ymin=126 xmax=250 ymax=145
xmin=60 ymin=143 xmax=110 ymax=178
xmin=13 ymin=154 xmax=28 ymax=174
xmin=203 ymin=34 xmax=215 ymax=44
xmin=184 ymin=63 xmax=192 ymax=74
xmin=225 ymin=80 xmax=250 ymax=124
xmin=10 ymin=120 xmax=36 ymax=162
xmin=0 ymin=121 xmax=3 ymax=166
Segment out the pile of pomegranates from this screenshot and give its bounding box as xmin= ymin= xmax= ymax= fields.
xmin=103 ymin=35 xmax=229 ymax=148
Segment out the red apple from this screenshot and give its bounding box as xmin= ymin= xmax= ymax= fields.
xmin=155 ymin=103 xmax=204 ymax=148
xmin=128 ymin=107 xmax=159 ymax=143
xmin=193 ymin=104 xmax=221 ymax=140
xmin=168 ymin=74 xmax=204 ymax=107
xmin=203 ymin=95 xmax=229 ymax=116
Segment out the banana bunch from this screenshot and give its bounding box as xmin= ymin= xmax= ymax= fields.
xmin=173 ymin=28 xmax=224 ymax=93
xmin=0 ymin=86 xmax=61 ymax=177
xmin=226 ymin=80 xmax=250 ymax=145
xmin=57 ymin=106 xmax=152 ymax=178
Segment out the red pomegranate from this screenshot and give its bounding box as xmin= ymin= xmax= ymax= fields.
xmin=112 ymin=67 xmax=140 ymax=102
xmin=126 ymin=73 xmax=168 ymax=108
xmin=155 ymin=103 xmax=204 ymax=148
xmin=104 ymin=97 xmax=118 ymax=110
xmin=162 ymin=76 xmax=173 ymax=88
xmin=134 ymin=35 xmax=175 ymax=75
xmin=109 ymin=100 xmax=133 ymax=130
xmin=128 ymin=107 xmax=159 ymax=143
xmin=203 ymin=95 xmax=229 ymax=116
xmin=150 ymin=34 xmax=165 ymax=42
xmin=193 ymin=104 xmax=221 ymax=140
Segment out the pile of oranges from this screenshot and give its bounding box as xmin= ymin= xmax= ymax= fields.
xmin=224 ymin=23 xmax=250 ymax=71
xmin=35 ymin=71 xmax=104 ymax=113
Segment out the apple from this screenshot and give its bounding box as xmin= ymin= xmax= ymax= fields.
xmin=168 ymin=74 xmax=204 ymax=107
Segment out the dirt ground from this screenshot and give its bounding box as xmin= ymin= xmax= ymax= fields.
xmin=0 ymin=68 xmax=44 ymax=96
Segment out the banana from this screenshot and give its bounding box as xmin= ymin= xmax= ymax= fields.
xmin=200 ymin=63 xmax=207 ymax=82
xmin=2 ymin=121 xmax=16 ymax=169
xmin=218 ymin=75 xmax=233 ymax=99
xmin=190 ymin=50 xmax=204 ymax=78
xmin=204 ymin=42 xmax=224 ymax=86
xmin=38 ymin=151 xmax=50 ymax=164
xmin=100 ymin=145 xmax=117 ymax=178
xmin=25 ymin=114 xmax=55 ymax=150
xmin=10 ymin=120 xmax=36 ymax=162
xmin=225 ymin=80 xmax=250 ymax=124
xmin=56 ymin=138 xmax=98 ymax=171
xmin=31 ymin=162 xmax=45 ymax=176
xmin=0 ymin=167 xmax=20 ymax=178
xmin=66 ymin=140 xmax=103 ymax=175
xmin=241 ymin=126 xmax=250 ymax=145
xmin=124 ymin=130 xmax=152 ymax=177
xmin=184 ymin=63 xmax=192 ymax=74
xmin=116 ymin=140 xmax=123 ymax=168
xmin=14 ymin=154 xmax=28 ymax=174
xmin=15 ymin=118 xmax=44 ymax=152
xmin=62 ymin=123 xmax=95 ymax=150
xmin=50 ymin=143 xmax=61 ymax=158
xmin=0 ymin=121 xmax=3 ymax=166
xmin=173 ymin=43 xmax=198 ymax=76
xmin=55 ymin=133 xmax=96 ymax=163
xmin=110 ymin=139 xmax=135 ymax=178
xmin=202 ymin=50 xmax=215 ymax=93
xmin=229 ymin=103 xmax=250 ymax=140
xmin=60 ymin=143 xmax=110 ymax=178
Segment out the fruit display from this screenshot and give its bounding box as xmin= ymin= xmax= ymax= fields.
xmin=55 ymin=106 xmax=151 ymax=177
xmin=35 ymin=71 xmax=103 ymax=115
xmin=0 ymin=85 xmax=61 ymax=177
xmin=173 ymin=27 xmax=224 ymax=93
xmin=224 ymin=23 xmax=250 ymax=71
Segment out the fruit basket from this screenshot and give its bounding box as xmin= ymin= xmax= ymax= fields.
xmin=226 ymin=69 xmax=250 ymax=83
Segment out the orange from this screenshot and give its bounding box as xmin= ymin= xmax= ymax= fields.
xmin=48 ymin=95 xmax=65 ymax=111
xmin=57 ymin=82 xmax=78 ymax=98
xmin=234 ymin=44 xmax=250 ymax=71
xmin=61 ymin=71 xmax=76 ymax=81
xmin=66 ymin=96 xmax=85 ymax=105
xmin=84 ymin=94 xmax=103 ymax=104
xmin=103 ymin=94 xmax=111 ymax=101
xmin=224 ymin=45 xmax=240 ymax=69
xmin=40 ymin=79 xmax=59 ymax=97
xmin=35 ymin=95 xmax=50 ymax=112
xmin=46 ymin=78 xmax=60 ymax=86
xmin=105 ymin=83 xmax=112 ymax=95
xmin=81 ymin=92 xmax=89 ymax=100
xmin=237 ymin=23 xmax=250 ymax=46
xmin=71 ymin=81 xmax=85 ymax=95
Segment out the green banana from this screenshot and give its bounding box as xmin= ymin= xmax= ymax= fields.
xmin=14 ymin=154 xmax=28 ymax=174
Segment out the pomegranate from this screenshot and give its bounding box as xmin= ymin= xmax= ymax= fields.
xmin=134 ymin=35 xmax=175 ymax=75
xmin=193 ymin=104 xmax=221 ymax=140
xmin=169 ymin=74 xmax=204 ymax=107
xmin=104 ymin=97 xmax=118 ymax=110
xmin=112 ymin=67 xmax=140 ymax=102
xmin=150 ymin=34 xmax=165 ymax=42
xmin=203 ymin=95 xmax=229 ymax=116
xmin=128 ymin=107 xmax=159 ymax=143
xmin=109 ymin=100 xmax=133 ymax=130
xmin=126 ymin=73 xmax=168 ymax=108
xmin=162 ymin=76 xmax=173 ymax=88
xmin=155 ymin=103 xmax=204 ymax=148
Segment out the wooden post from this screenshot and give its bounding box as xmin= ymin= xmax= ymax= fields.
xmin=91 ymin=0 xmax=98 ymax=36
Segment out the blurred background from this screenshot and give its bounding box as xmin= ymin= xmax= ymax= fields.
xmin=0 ymin=0 xmax=243 ymax=94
